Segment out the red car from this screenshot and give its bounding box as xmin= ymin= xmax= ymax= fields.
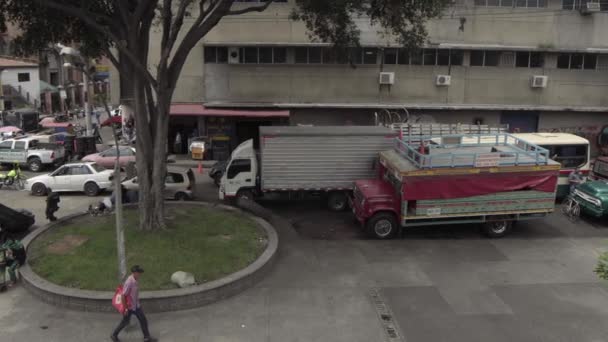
xmin=82 ymin=147 xmax=136 ymax=169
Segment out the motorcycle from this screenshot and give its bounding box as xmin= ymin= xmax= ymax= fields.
xmin=0 ymin=164 xmax=25 ymax=190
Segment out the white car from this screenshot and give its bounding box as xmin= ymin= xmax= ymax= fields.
xmin=25 ymin=162 xmax=114 ymax=197
xmin=122 ymin=167 xmax=194 ymax=200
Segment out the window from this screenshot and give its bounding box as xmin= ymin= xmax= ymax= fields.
xmin=515 ymin=51 xmax=544 ymax=68
xmin=166 ymin=172 xmax=185 ymax=184
xmin=476 ymin=0 xmax=541 ymax=6
xmin=382 ymin=48 xmax=409 ymax=65
xmin=557 ymin=53 xmax=600 ymax=70
xmin=293 ymin=47 xmax=322 ymax=64
xmin=227 ymin=159 xmax=251 ymax=179
xmin=17 ymin=73 xmax=30 ymax=82
xmin=239 ymin=47 xmax=287 ymax=64
xmin=53 ymin=166 xmax=69 ymax=176
xmin=542 ymin=144 xmax=588 ymax=169
xmin=450 ymin=50 xmax=464 ymax=66
xmin=362 ymin=48 xmax=378 ymax=64
xmin=204 ymin=47 xmax=228 ymax=63
xmin=384 ymin=48 xmax=397 ymax=64
xmin=119 ymin=148 xmax=134 ymax=156
xmin=13 ymin=141 xmax=25 ymax=150
xmin=516 ymin=0 xmax=546 ymax=6
xmin=71 ymin=165 xmax=92 ymax=175
xmin=104 ymin=149 xmax=117 ymax=157
xmin=423 ymin=49 xmax=437 ymax=65
xmin=437 ymin=49 xmax=450 ymax=66
xmin=91 ymin=163 xmax=106 ymax=173
xmin=562 ymin=0 xmax=582 ymax=10
xmin=470 ymin=51 xmax=501 ymax=67
xmin=242 ymin=47 xmax=258 ymax=63
xmin=0 ymin=141 xmax=12 ymax=150
xmin=309 ymin=47 xmax=322 ymax=63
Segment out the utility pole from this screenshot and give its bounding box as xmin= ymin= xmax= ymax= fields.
xmin=83 ymin=65 xmax=92 ymax=136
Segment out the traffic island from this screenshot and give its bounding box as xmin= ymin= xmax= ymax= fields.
xmin=19 ymin=202 xmax=278 ymax=313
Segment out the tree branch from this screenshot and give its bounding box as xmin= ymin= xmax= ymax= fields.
xmin=37 ymin=0 xmax=159 ymax=89
xmin=103 ymin=47 xmax=126 ymax=75
xmin=227 ymin=0 xmax=275 ymax=16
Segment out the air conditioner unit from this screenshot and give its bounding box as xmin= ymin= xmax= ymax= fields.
xmin=531 ymin=75 xmax=548 ymax=88
xmin=228 ymin=47 xmax=240 ymax=64
xmin=581 ymin=2 xmax=601 ymax=14
xmin=435 ymin=75 xmax=451 ymax=86
xmin=379 ymin=72 xmax=395 ymax=85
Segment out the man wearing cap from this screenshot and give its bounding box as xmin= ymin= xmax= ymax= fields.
xmin=111 ymin=265 xmax=155 ymax=342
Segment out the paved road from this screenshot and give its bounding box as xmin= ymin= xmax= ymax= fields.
xmin=1 ymin=177 xmax=608 ymax=341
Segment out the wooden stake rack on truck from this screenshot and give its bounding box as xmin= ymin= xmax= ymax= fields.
xmin=351 ymin=133 xmax=561 ymax=239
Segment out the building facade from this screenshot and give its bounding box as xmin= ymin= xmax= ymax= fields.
xmin=0 ymin=58 xmax=40 ymax=110
xmin=119 ymin=0 xmax=608 ymax=156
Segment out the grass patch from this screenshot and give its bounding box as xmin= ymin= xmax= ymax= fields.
xmin=28 ymin=206 xmax=266 ymax=291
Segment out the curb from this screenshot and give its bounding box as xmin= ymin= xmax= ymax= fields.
xmin=20 ymin=202 xmax=279 ymax=313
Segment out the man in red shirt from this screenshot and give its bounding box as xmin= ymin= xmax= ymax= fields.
xmin=111 ymin=265 xmax=155 ymax=342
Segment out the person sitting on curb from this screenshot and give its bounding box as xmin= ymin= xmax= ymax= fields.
xmin=3 ymin=239 xmax=26 ymax=287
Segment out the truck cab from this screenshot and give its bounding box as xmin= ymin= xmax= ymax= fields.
xmin=218 ymin=139 xmax=258 ymax=200
xmin=352 ymin=179 xmax=400 ymax=238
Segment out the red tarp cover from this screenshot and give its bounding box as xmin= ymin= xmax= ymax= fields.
xmin=401 ymin=171 xmax=558 ymax=200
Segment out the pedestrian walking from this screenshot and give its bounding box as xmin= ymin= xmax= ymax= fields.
xmin=111 ymin=265 xmax=156 ymax=342
xmin=45 ymin=188 xmax=60 ymax=222
xmin=174 ymin=131 xmax=182 ymax=154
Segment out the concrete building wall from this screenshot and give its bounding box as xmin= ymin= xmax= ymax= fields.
xmin=1 ymin=67 xmax=40 ymax=107
xmin=202 ymin=63 xmax=608 ymax=108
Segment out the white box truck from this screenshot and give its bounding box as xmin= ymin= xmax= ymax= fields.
xmin=219 ymin=126 xmax=398 ymax=210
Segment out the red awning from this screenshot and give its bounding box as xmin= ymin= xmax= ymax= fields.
xmin=170 ymin=103 xmax=289 ymax=118
xmin=101 ymin=115 xmax=122 ymax=127
xmin=39 ymin=117 xmax=73 ymax=128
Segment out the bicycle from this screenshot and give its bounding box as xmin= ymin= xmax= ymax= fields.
xmin=561 ymin=195 xmax=581 ymax=223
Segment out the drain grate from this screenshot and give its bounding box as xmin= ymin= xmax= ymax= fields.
xmin=369 ymin=288 xmax=405 ymax=342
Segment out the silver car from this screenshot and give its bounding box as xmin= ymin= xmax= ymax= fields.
xmin=122 ymin=167 xmax=195 ymax=200
xmin=25 ymin=162 xmax=114 ymax=196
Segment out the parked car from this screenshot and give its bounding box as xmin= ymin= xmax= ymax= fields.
xmin=209 ymin=160 xmax=227 ymax=187
xmin=122 ymin=167 xmax=194 ymax=200
xmin=25 ymin=162 xmax=114 ymax=196
xmin=82 ymin=146 xmax=136 ymax=169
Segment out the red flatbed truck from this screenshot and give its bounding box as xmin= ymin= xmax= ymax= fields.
xmin=351 ymin=133 xmax=561 ymax=238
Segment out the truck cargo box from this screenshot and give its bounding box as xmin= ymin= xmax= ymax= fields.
xmin=259 ymin=126 xmax=397 ymax=191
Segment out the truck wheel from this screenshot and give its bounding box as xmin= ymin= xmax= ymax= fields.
xmin=366 ymin=212 xmax=398 ymax=239
xmin=213 ymin=175 xmax=221 ymax=187
xmin=84 ymin=182 xmax=100 ymax=196
xmin=482 ymin=220 xmax=512 ymax=238
xmin=327 ymin=192 xmax=348 ymax=211
xmin=31 ymin=183 xmax=47 ymax=196
xmin=27 ymin=158 xmax=42 ymax=172
xmin=236 ymin=189 xmax=254 ymax=201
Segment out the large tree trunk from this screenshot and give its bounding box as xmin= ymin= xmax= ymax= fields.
xmin=132 ymin=72 xmax=166 ymax=231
